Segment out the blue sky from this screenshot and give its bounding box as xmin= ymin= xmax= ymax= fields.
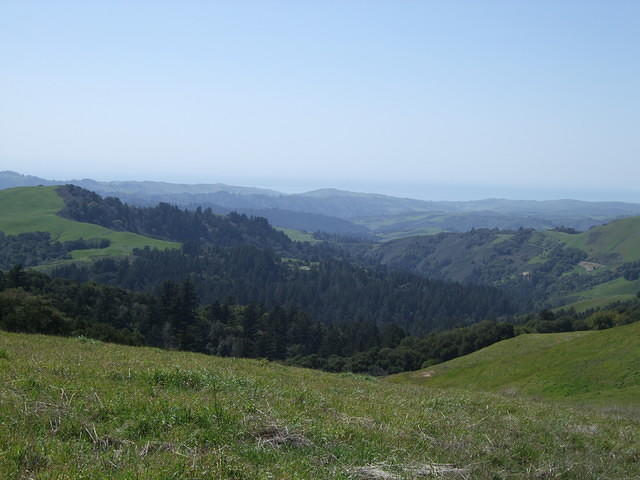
xmin=1 ymin=1 xmax=639 ymax=200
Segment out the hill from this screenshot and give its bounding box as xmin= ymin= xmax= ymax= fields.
xmin=545 ymin=216 xmax=640 ymax=264
xmin=368 ymin=217 xmax=640 ymax=309
xmin=5 ymin=171 xmax=640 ymax=237
xmin=1 ymin=331 xmax=639 ymax=479
xmin=0 ymin=184 xmax=517 ymax=337
xmin=0 ymin=186 xmax=178 ymax=265
xmin=387 ymin=321 xmax=640 ymax=405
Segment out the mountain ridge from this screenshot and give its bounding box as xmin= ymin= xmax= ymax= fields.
xmin=4 ymin=170 xmax=640 ymax=237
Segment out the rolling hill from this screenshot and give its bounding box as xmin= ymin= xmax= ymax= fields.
xmin=1 ymin=331 xmax=638 ymax=479
xmin=387 ymin=321 xmax=640 ymax=405
xmin=0 ymin=186 xmax=179 ymax=264
xmin=545 ymin=216 xmax=640 ymax=264
xmin=4 ymin=171 xmax=640 ymax=238
xmin=368 ymin=216 xmax=640 ymax=309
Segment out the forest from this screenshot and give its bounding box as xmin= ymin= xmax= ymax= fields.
xmin=0 ymin=231 xmax=110 ymax=269
xmin=2 ymin=265 xmax=638 ymax=375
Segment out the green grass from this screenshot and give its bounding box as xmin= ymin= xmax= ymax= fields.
xmin=1 ymin=332 xmax=639 ymax=479
xmin=561 ymin=296 xmax=638 ymax=313
xmin=388 ymin=322 xmax=640 ymax=405
xmin=275 ymin=227 xmax=319 ymax=243
xmin=0 ymin=186 xmax=179 ymax=262
xmin=545 ymin=216 xmax=640 ymax=264
xmin=559 ymin=277 xmax=640 ymax=312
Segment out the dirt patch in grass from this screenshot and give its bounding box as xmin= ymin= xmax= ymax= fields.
xmin=349 ymin=462 xmax=469 ymax=479
xmin=254 ymin=422 xmax=312 ymax=448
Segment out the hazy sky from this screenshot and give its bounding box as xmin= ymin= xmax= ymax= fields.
xmin=1 ymin=1 xmax=639 ymax=201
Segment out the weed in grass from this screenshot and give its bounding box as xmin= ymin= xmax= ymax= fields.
xmin=75 ymin=335 xmax=103 ymax=345
xmin=145 ymin=367 xmax=219 ymax=390
xmin=0 ymin=348 xmax=8 ymax=359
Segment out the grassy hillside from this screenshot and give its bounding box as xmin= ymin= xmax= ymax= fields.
xmin=1 ymin=332 xmax=639 ymax=479
xmin=563 ymin=277 xmax=640 ymax=312
xmin=388 ymin=322 xmax=640 ymax=405
xmin=545 ymin=216 xmax=640 ymax=264
xmin=0 ymin=186 xmax=178 ymax=262
xmin=369 ymin=216 xmax=640 ymax=309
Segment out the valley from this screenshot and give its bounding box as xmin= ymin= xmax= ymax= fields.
xmin=0 ymin=180 xmax=638 ymax=480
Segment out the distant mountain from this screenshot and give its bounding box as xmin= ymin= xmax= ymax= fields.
xmin=0 ymin=171 xmax=281 ymax=197
xmin=4 ymin=170 xmax=640 ymax=237
xmin=0 ymin=170 xmax=58 ymax=188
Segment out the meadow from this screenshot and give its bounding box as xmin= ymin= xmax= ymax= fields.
xmin=1 ymin=331 xmax=639 ymax=479
xmin=388 ymin=321 xmax=640 ymax=406
xmin=0 ymin=186 xmax=178 ymax=263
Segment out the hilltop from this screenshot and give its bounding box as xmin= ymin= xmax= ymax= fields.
xmin=1 ymin=331 xmax=639 ymax=479
xmin=387 ymin=321 xmax=640 ymax=405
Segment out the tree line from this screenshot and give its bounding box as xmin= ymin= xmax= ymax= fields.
xmin=4 ymin=266 xmax=637 ymax=376
xmin=0 ymin=231 xmax=110 ymax=270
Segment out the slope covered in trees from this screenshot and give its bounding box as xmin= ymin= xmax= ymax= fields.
xmin=0 ymin=266 xmax=516 ymax=374
xmin=366 ymin=221 xmax=640 ymax=309
xmin=4 ymin=265 xmax=631 ymax=376
xmin=51 ymin=245 xmax=515 ymax=335
xmin=56 ymin=185 xmax=292 ymax=251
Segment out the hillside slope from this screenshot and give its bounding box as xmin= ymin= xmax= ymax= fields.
xmin=545 ymin=216 xmax=640 ymax=264
xmin=0 ymin=186 xmax=178 ymax=263
xmin=1 ymin=331 xmax=639 ymax=479
xmin=369 ymin=217 xmax=640 ymax=308
xmin=387 ymin=322 xmax=640 ymax=405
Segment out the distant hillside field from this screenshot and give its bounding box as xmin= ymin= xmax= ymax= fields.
xmin=387 ymin=321 xmax=640 ymax=405
xmin=1 ymin=331 xmax=639 ymax=479
xmin=0 ymin=186 xmax=178 ymax=262
xmin=545 ymin=216 xmax=640 ymax=264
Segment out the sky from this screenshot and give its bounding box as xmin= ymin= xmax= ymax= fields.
xmin=1 ymin=1 xmax=639 ymax=201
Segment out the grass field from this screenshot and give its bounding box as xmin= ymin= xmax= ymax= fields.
xmin=388 ymin=322 xmax=640 ymax=406
xmin=1 ymin=331 xmax=639 ymax=479
xmin=0 ymin=186 xmax=179 ymax=262
xmin=274 ymin=227 xmax=319 ymax=243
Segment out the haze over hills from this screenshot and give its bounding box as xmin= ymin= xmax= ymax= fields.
xmin=3 ymin=174 xmax=640 ymax=312
xmin=3 ymin=2 xmax=640 ymax=478
xmin=3 ymin=170 xmax=640 ymax=238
